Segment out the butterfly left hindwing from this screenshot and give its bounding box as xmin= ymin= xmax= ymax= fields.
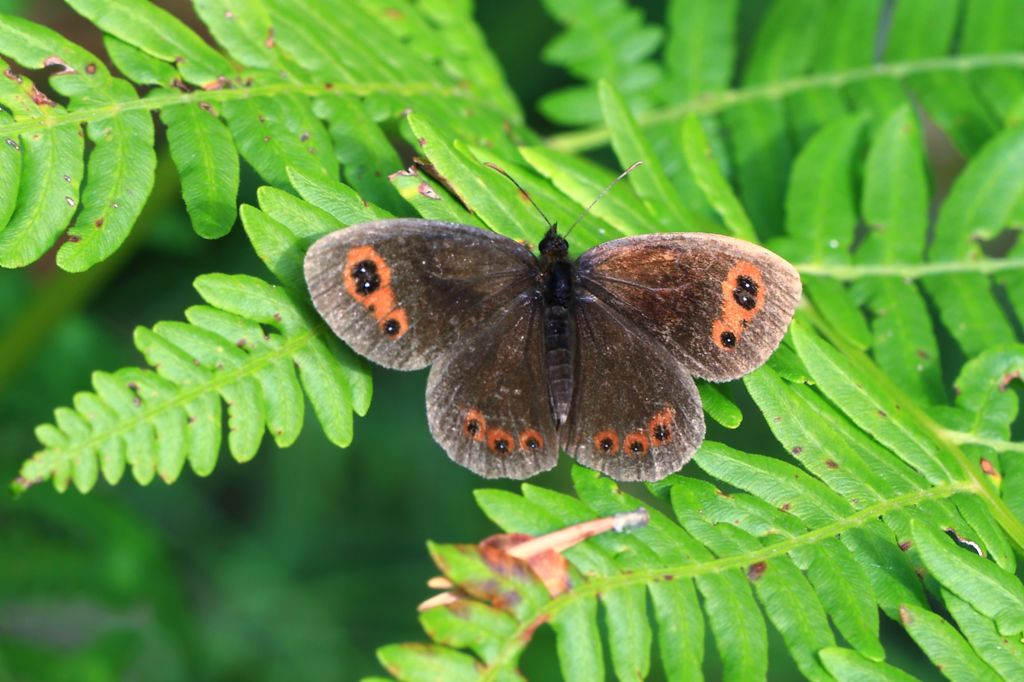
xmin=563 ymin=294 xmax=704 ymax=481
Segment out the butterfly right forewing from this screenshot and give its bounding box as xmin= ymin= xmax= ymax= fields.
xmin=305 ymin=219 xmax=537 ymax=371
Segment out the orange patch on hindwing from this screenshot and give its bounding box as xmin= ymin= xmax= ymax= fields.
xmin=519 ymin=429 xmax=544 ymax=452
xmin=593 ymin=430 xmax=620 ymax=456
xmin=712 ymin=261 xmax=764 ymax=350
xmin=647 ymin=407 xmax=676 ymax=446
xmin=624 ymin=432 xmax=650 ymax=458
xmin=463 ymin=409 xmax=486 ymax=441
xmin=486 ymin=428 xmax=516 ymax=455
xmin=344 ymin=245 xmax=407 ymax=338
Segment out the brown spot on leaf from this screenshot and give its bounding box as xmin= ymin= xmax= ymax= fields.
xmin=747 ymin=561 xmax=767 ymax=581
xmin=42 ymin=56 xmax=75 ymax=75
xmin=1000 ymin=370 xmax=1021 ymax=391
xmin=898 ymin=540 xmax=912 ymax=551
xmin=825 ymin=459 xmax=839 ymax=469
xmin=30 ymin=87 xmax=55 ymax=106
xmin=791 ymin=446 xmax=802 ymax=454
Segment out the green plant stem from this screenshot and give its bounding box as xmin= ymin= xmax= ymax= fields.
xmin=800 ymin=303 xmax=1024 ymax=556
xmin=795 ymin=258 xmax=1024 ymax=280
xmin=0 ymin=81 xmax=461 ymax=137
xmin=481 ymin=479 xmax=975 ymax=680
xmin=940 ymin=429 xmax=1024 ymax=454
xmin=546 ymin=52 xmax=1024 ymax=153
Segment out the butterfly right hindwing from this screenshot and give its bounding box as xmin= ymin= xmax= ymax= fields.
xmin=426 ymin=293 xmax=560 ymax=479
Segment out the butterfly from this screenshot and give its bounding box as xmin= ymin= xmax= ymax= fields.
xmin=304 ymin=213 xmax=801 ymax=482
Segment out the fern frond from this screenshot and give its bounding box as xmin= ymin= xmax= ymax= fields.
xmin=376 ymin=462 xmax=986 ymax=681
xmin=0 ymin=0 xmax=526 ymax=270
xmin=14 ymin=272 xmax=370 ymax=494
xmin=536 ymin=0 xmax=663 ymax=126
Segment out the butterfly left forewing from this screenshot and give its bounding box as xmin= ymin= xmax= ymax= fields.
xmin=563 ymin=296 xmax=705 ymax=482
xmin=578 ymin=233 xmax=801 ymax=382
xmin=426 ymin=294 xmax=559 ymax=479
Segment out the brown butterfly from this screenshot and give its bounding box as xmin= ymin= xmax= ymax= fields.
xmin=304 ymin=201 xmax=801 ymax=482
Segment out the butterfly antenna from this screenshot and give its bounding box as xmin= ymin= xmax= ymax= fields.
xmin=484 ymin=162 xmax=555 ymax=230
xmin=564 ymin=160 xmax=644 ymax=237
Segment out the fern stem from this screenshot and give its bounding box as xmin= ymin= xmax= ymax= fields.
xmin=546 ymin=52 xmax=1024 ymax=153
xmin=940 ymin=429 xmax=1024 ymax=454
xmin=795 ymin=258 xmax=1024 ymax=280
xmin=481 ymin=479 xmax=975 ymax=680
xmin=0 ymin=82 xmax=459 ymax=138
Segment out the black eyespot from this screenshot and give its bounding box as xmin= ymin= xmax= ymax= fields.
xmin=630 ymin=441 xmax=643 ymax=453
xmin=732 ymin=288 xmax=757 ymax=310
xmin=600 ymin=437 xmax=614 ymax=452
xmin=383 ymin=319 xmax=401 ymax=336
xmin=495 ymin=439 xmax=509 ymax=453
xmin=654 ymin=425 xmax=669 ymax=442
xmin=525 ymin=437 xmax=539 ymax=450
xmin=720 ymin=331 xmax=737 ymax=348
xmin=737 ymin=275 xmax=758 ymax=296
xmin=350 ymin=259 xmax=381 ymax=295
xmin=466 ymin=419 xmax=480 ymax=436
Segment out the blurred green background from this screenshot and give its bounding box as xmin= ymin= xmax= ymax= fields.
xmin=0 ymin=2 xmax=940 ymax=680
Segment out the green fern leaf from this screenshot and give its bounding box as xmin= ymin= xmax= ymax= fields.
xmin=537 ymin=0 xmax=663 ymax=127
xmin=14 ymin=273 xmax=369 ymax=494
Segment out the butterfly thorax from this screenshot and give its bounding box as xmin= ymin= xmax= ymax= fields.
xmin=538 ymin=228 xmax=575 ymax=429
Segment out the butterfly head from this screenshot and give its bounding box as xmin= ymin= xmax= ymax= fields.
xmin=538 ymin=224 xmax=569 ymax=261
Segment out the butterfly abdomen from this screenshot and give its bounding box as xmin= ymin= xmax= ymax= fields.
xmin=542 ymin=259 xmax=575 ymax=427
